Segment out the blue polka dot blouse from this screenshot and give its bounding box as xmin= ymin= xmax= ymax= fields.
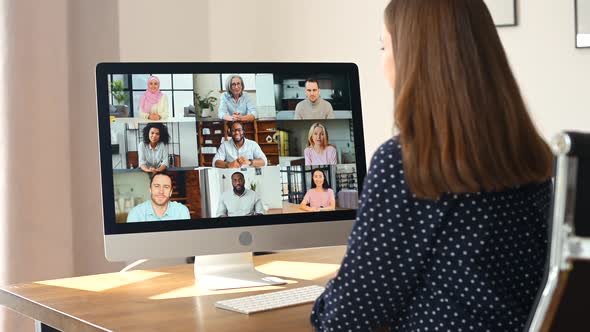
xmin=311 ymin=138 xmax=551 ymax=331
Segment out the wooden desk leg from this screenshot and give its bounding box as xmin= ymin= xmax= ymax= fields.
xmin=35 ymin=321 xmax=61 ymax=332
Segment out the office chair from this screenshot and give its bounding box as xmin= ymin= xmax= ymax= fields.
xmin=527 ymin=131 xmax=590 ymax=332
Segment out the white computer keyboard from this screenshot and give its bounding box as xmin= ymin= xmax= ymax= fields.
xmin=214 ymin=285 xmax=325 ymax=314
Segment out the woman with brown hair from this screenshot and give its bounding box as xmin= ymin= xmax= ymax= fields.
xmin=311 ymin=0 xmax=553 ymax=331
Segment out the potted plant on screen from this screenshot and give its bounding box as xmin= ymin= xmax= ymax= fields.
xmin=195 ymin=90 xmax=218 ymax=118
xmin=110 ymin=79 xmax=129 ymax=117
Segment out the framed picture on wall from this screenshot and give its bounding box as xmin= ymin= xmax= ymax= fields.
xmin=576 ymin=0 xmax=590 ymax=48
xmin=483 ymin=0 xmax=517 ymax=27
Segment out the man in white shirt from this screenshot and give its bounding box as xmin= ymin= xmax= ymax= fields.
xmin=293 ymin=79 xmax=335 ymax=120
xmin=212 ymin=121 xmax=267 ymax=168
xmin=217 ymin=172 xmax=264 ymax=217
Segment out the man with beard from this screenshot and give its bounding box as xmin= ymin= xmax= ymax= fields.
xmin=126 ymin=173 xmax=190 ymax=222
xmin=293 ymin=79 xmax=335 ymax=120
xmin=216 ymin=172 xmax=264 ymax=217
xmin=213 ymin=121 xmax=267 ymax=168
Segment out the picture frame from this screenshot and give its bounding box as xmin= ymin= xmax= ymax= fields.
xmin=483 ymin=0 xmax=518 ymax=27
xmin=576 ymin=0 xmax=590 ymax=48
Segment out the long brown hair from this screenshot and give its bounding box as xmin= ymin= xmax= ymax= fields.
xmin=384 ymin=0 xmax=552 ymax=199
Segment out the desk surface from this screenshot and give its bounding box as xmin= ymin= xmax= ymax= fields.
xmin=266 ymin=202 xmax=350 ymax=215
xmin=0 ymin=246 xmax=346 ymax=332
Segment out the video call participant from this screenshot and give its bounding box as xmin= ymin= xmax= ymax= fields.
xmin=127 ymin=173 xmax=190 ymax=222
xmin=294 ymin=79 xmax=335 ymax=120
xmin=138 ymin=123 xmax=170 ymax=173
xmin=299 ymin=169 xmax=335 ymax=212
xmin=139 ymin=75 xmax=169 ymax=120
xmin=218 ymin=75 xmax=257 ymax=121
xmin=213 ymin=121 xmax=267 ymax=168
xmin=217 ymin=172 xmax=264 ymax=217
xmin=304 ymin=123 xmax=337 ymax=165
xmin=311 ymin=0 xmax=553 ymax=331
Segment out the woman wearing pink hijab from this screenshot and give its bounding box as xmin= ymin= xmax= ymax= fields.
xmin=139 ymin=76 xmax=169 ymax=120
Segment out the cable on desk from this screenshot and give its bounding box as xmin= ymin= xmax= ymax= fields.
xmin=120 ymin=259 xmax=149 ymax=272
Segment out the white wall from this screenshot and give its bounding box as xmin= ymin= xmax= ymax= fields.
xmin=178 ymin=122 xmax=199 ymax=166
xmin=118 ymin=0 xmax=210 ymax=61
xmin=499 ymin=1 xmax=590 ymax=138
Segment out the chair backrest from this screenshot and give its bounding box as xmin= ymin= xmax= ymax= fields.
xmin=527 ymin=131 xmax=590 ymax=332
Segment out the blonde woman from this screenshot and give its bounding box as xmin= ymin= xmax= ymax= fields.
xmin=304 ymin=123 xmax=337 ymax=165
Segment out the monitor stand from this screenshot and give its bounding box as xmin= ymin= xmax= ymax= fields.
xmin=194 ymin=252 xmax=287 ymax=290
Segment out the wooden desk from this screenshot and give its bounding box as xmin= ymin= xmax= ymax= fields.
xmin=266 ymin=202 xmax=350 ymax=215
xmin=0 ymin=246 xmax=346 ymax=332
xmin=266 ymin=202 xmax=308 ymax=214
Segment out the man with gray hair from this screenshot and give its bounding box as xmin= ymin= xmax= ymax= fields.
xmin=218 ymin=74 xmax=257 ymax=121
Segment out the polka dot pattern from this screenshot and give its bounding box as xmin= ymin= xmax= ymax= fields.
xmin=311 ymin=138 xmax=551 ymax=331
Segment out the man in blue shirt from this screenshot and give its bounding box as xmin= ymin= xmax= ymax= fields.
xmin=126 ymin=173 xmax=190 ymax=222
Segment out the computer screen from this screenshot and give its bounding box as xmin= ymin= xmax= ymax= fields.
xmin=96 ymin=63 xmax=366 ymax=288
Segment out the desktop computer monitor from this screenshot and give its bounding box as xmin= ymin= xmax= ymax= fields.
xmin=96 ymin=62 xmax=367 ymax=289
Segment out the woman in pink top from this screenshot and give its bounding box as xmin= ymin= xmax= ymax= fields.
xmin=300 ymin=169 xmax=336 ymax=212
xmin=304 ymin=123 xmax=337 ymax=165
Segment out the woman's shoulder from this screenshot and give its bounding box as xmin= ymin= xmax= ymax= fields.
xmin=326 ymin=145 xmax=337 ymax=152
xmin=364 ymin=137 xmax=404 ymax=184
xmin=371 ymin=137 xmax=402 ymax=162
